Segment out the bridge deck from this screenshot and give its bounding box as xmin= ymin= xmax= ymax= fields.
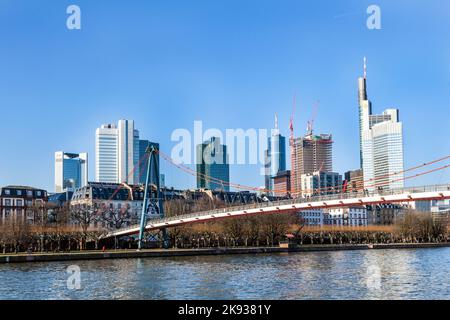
xmin=108 ymin=184 xmax=450 ymax=237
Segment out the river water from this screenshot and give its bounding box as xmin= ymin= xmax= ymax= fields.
xmin=1 ymin=247 xmax=449 ymax=300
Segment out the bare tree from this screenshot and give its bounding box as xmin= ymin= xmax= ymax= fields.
xmin=260 ymin=213 xmax=298 ymax=246
xmin=70 ymin=207 xmax=102 ymax=250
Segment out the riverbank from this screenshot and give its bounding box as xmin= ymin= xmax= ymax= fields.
xmin=1 ymin=242 xmax=450 ymax=264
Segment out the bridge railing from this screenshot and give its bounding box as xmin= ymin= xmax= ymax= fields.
xmin=113 ymin=184 xmax=450 ymax=233
xmin=145 ymin=184 xmax=449 ymax=225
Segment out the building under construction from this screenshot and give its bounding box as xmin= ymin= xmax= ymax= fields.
xmin=290 ymin=133 xmax=333 ymax=196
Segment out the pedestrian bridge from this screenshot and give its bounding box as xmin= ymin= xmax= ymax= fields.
xmin=108 ymin=184 xmax=450 ymax=238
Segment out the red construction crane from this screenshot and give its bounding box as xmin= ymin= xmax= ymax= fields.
xmin=307 ymin=100 xmax=320 ymax=136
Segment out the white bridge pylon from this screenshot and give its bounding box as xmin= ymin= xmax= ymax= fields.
xmin=108 ymin=185 xmax=450 ymax=238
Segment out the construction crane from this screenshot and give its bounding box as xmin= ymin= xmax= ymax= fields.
xmin=306 ymin=100 xmax=320 ymax=136
xmin=289 ymin=94 xmax=296 ymax=143
xmin=290 ymin=94 xmax=297 ymax=196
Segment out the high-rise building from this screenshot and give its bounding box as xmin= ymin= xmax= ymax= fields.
xmin=96 ymin=120 xmax=143 ymax=185
xmin=160 ymin=174 xmax=166 ymax=188
xmin=344 ymin=169 xmax=364 ymax=193
xmin=196 ymin=137 xmax=230 ymax=191
xmin=55 ymin=152 xmax=88 ymax=192
xmin=96 ymin=124 xmax=119 ymax=183
xmin=272 ymin=170 xmax=291 ymax=196
xmin=300 ymin=171 xmax=342 ymax=197
xmin=290 ymin=133 xmax=333 ymax=196
xmin=358 ymin=58 xmax=404 ymax=192
xmin=264 ymin=114 xmax=286 ymax=192
xmin=117 ymin=120 xmax=139 ymax=184
xmin=138 ymin=140 xmax=160 ymax=184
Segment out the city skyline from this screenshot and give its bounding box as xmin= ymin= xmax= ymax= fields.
xmin=2 ymin=1 xmax=450 ymax=304
xmin=1 ymin=1 xmax=449 ymax=192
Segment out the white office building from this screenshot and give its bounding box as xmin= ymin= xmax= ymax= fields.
xmin=358 ymin=58 xmax=404 ymax=192
xmin=300 ymin=171 xmax=342 ymax=197
xmin=96 ymin=124 xmax=119 ymax=183
xmin=96 ymin=120 xmax=140 ymax=184
xmin=325 ymin=207 xmax=368 ymax=227
xmin=299 ymin=209 xmax=324 ymax=226
xmin=55 ymin=152 xmax=88 ymax=192
xmin=117 ymin=120 xmax=140 ymax=184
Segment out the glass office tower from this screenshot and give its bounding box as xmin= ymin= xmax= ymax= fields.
xmin=197 ymin=137 xmax=230 ymax=192
xmin=55 ymin=152 xmax=88 ymax=192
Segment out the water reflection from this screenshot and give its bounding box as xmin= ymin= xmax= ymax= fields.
xmin=1 ymin=248 xmax=449 ymax=300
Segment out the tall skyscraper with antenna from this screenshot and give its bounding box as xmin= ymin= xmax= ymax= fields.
xmin=264 ymin=114 xmax=286 ymax=193
xmin=358 ymin=57 xmax=405 ymax=192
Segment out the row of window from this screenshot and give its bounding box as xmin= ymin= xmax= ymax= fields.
xmin=1 ymin=199 xmax=44 ymax=207
xmin=2 ymin=189 xmax=45 ymax=197
xmin=2 ymin=209 xmax=34 ymax=219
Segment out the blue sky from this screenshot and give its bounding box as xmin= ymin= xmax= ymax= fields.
xmin=0 ymin=0 xmax=449 ymax=192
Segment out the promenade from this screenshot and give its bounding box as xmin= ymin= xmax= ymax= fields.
xmin=1 ymin=243 xmax=450 ymax=264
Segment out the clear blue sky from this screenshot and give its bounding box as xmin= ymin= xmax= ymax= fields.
xmin=1 ymin=0 xmax=449 ymax=192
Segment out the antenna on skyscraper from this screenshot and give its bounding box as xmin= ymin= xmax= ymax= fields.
xmin=274 ymin=113 xmax=279 ymax=135
xmin=364 ymin=56 xmax=367 ymax=79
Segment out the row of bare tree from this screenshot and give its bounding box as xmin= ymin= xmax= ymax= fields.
xmin=0 ymin=198 xmax=447 ymax=253
xmin=0 ymin=203 xmax=134 ymax=253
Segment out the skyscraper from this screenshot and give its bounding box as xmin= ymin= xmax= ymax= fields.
xmin=290 ymin=133 xmax=333 ymax=196
xmin=117 ymin=119 xmax=139 ymax=184
xmin=358 ymin=58 xmax=404 ymax=192
xmin=264 ymin=114 xmax=287 ymax=192
xmin=96 ymin=124 xmax=119 ymax=183
xmin=55 ymin=152 xmax=88 ymax=192
xmin=196 ymin=137 xmax=230 ymax=191
xmin=96 ymin=120 xmax=141 ymax=185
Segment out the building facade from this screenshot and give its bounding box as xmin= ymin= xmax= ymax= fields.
xmin=70 ymin=182 xmax=146 ymax=228
xmin=300 ymin=171 xmax=342 ymax=197
xmin=0 ymin=186 xmax=48 ymax=224
xmin=96 ymin=124 xmax=119 ymax=183
xmin=290 ymin=133 xmax=333 ymax=196
xmin=366 ymin=204 xmax=403 ymax=225
xmin=196 ymin=137 xmax=230 ymax=191
xmin=299 ymin=209 xmax=324 ymax=226
xmin=344 ymin=169 xmax=363 ymax=193
xmin=96 ymin=120 xmax=145 ymax=185
xmin=55 ymin=151 xmax=88 ymax=193
xmin=117 ymin=120 xmax=140 ymax=185
xmin=264 ymin=114 xmax=286 ymax=192
xmin=324 ymin=207 xmax=368 ymax=227
xmin=358 ymin=58 xmax=405 ymax=192
xmin=272 ymin=170 xmax=291 ymax=196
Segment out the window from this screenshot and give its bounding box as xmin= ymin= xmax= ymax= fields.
xmin=4 ymin=199 xmax=11 ymax=206
xmin=4 ymin=189 xmax=10 ymax=195
xmin=17 ymin=190 xmax=22 ymax=196
xmin=36 ymin=191 xmax=41 ymax=197
xmin=27 ymin=190 xmax=33 ymax=197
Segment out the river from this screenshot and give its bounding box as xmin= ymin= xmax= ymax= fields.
xmin=1 ymin=247 xmax=449 ymax=300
